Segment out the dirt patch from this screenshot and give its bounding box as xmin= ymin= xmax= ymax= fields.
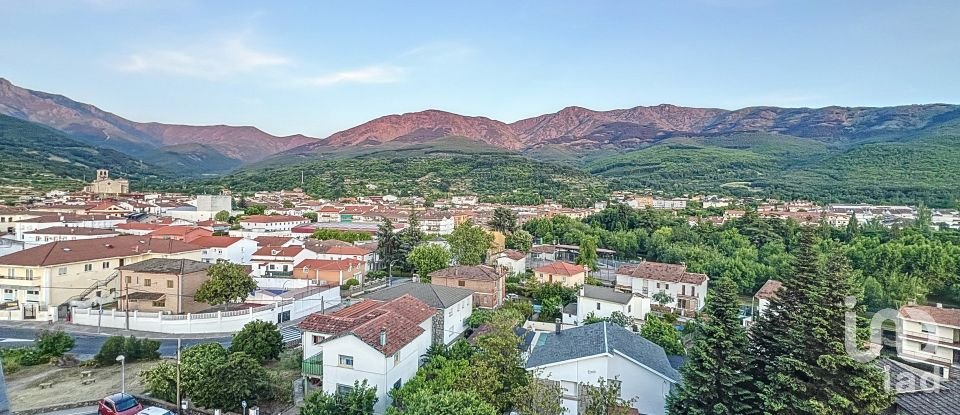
xmin=6 ymin=361 xmax=161 ymax=411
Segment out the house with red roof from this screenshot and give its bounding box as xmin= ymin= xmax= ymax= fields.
xmin=238 ymin=215 xmax=310 ymax=235
xmin=251 ymin=245 xmax=315 ymax=277
xmin=898 ymin=304 xmax=960 ymax=379
xmin=298 ymin=295 xmax=436 ymax=414
xmin=615 ymin=261 xmax=709 ymax=316
xmin=533 ymin=261 xmax=587 ymax=288
xmin=293 ymin=258 xmax=364 ymax=286
xmin=115 ymin=222 xmax=167 ymax=236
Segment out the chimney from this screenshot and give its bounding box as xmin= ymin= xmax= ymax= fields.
xmin=555 ymin=318 xmax=561 ymax=334
xmin=379 ymin=328 xmax=387 ymax=347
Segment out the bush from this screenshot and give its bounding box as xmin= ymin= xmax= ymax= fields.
xmin=505 ymin=275 xmax=521 ymax=284
xmin=95 ymin=335 xmax=161 ymax=366
xmin=35 ymin=330 xmax=74 ymax=358
xmin=343 ymin=278 xmax=360 ymax=289
xmin=366 ymin=270 xmax=387 ymax=281
xmin=466 ymin=309 xmax=494 ymax=328
xmin=279 ymin=348 xmax=303 ymax=371
xmin=230 ymin=320 xmax=283 ymax=362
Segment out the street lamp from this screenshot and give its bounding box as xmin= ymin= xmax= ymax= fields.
xmin=116 ymin=355 xmax=126 ymax=393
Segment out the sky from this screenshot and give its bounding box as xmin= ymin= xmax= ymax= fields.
xmin=1 ymin=0 xmax=958 ymax=137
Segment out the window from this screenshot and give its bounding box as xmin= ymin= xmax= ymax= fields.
xmin=458 ymin=280 xmax=465 ymax=287
xmin=58 ymin=267 xmax=67 ymax=276
xmin=312 ymin=335 xmax=323 ymax=345
xmin=152 ymin=300 xmax=166 ymax=307
xmin=25 ymin=269 xmax=33 ymax=279
xmin=102 ymin=261 xmax=110 ymax=269
xmin=167 ymin=280 xmax=174 ymax=289
xmin=656 ymin=282 xmax=661 ymax=289
xmin=336 ymin=384 xmax=353 ymax=395
xmin=921 ymin=323 xmax=937 ymax=334
xmin=665 ymin=284 xmax=670 ymax=290
xmin=394 ymin=352 xmax=400 ymax=366
xmin=84 ymin=264 xmax=93 ymax=272
xmin=393 ymin=379 xmax=402 ymax=390
xmin=6 ymin=268 xmax=12 ymax=277
xmin=560 ymin=381 xmax=578 ymax=398
xmin=338 ymin=354 xmax=354 ymax=368
xmin=27 ymin=290 xmax=39 ymax=295
xmin=144 ymin=278 xmax=151 ymax=287
xmin=126 ymin=275 xmax=132 ymax=284
xmin=691 ymin=287 xmax=696 ymax=296
xmin=628 ymin=305 xmax=632 ymax=313
xmin=596 ymin=302 xmax=601 ymax=310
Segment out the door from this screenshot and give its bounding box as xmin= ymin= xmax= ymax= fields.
xmin=22 ymin=303 xmax=36 ymax=319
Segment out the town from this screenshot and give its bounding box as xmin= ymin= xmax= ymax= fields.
xmin=1 ymin=170 xmax=957 ymax=415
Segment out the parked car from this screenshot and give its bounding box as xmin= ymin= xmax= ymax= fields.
xmin=137 ymin=407 xmax=175 ymax=415
xmin=98 ymin=393 xmax=143 ymax=415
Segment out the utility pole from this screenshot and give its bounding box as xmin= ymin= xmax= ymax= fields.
xmin=176 ymin=338 xmax=182 ymax=415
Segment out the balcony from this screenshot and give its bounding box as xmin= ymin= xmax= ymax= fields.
xmin=902 ymin=331 xmax=960 ymax=350
xmin=264 ymin=271 xmax=294 ymax=277
xmin=302 ymin=352 xmax=323 ymax=378
xmin=899 ymin=351 xmax=954 ymax=367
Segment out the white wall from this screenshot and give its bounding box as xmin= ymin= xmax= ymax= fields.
xmin=442 ymin=295 xmax=473 ymax=345
xmin=71 ymin=287 xmax=341 ymax=334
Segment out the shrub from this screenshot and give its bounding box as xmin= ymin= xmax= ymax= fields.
xmin=279 ymin=348 xmax=303 ymax=371
xmin=343 ymin=278 xmax=360 ymax=289
xmin=94 ymin=335 xmax=161 ymax=366
xmin=35 ymin=330 xmax=74 ymax=358
xmin=230 ymin=320 xmax=283 ymax=362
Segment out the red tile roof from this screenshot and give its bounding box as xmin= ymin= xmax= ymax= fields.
xmin=755 ymin=279 xmax=784 ymax=300
xmin=325 ymin=245 xmax=372 ymax=256
xmin=190 ymin=236 xmax=244 ymax=248
xmin=498 ymin=249 xmax=527 ymax=261
xmin=534 ymin=261 xmax=585 ymax=276
xmin=241 ymin=215 xmax=310 ymax=224
xmin=429 ymin=265 xmax=502 ymax=281
xmin=0 ymin=236 xmax=202 ymax=267
xmin=148 ymin=226 xmax=209 ymax=237
xmin=116 ymin=222 xmax=166 ymax=231
xmin=254 ymin=236 xmax=295 ymax=247
xmin=294 ymin=259 xmax=362 ymax=271
xmin=900 ymin=305 xmax=960 ymax=328
xmin=253 ymin=246 xmax=305 ymax=257
xmin=298 ymin=294 xmax=435 ymax=355
xmin=616 ymin=261 xmax=709 ymax=285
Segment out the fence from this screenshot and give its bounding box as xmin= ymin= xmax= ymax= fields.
xmin=70 ymin=287 xmax=341 ymax=334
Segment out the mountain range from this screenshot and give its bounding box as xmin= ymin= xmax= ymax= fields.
xmin=2 ymin=77 xmax=960 ymax=206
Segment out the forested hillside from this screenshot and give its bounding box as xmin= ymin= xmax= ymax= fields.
xmin=0 ymin=115 xmax=165 ymax=192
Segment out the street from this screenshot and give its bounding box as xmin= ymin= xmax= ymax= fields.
xmin=0 ymin=327 xmax=231 ymax=360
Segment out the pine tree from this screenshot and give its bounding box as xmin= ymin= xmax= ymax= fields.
xmin=667 ymin=277 xmax=757 ymax=415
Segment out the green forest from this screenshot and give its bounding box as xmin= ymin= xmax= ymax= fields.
xmin=523 ymin=204 xmax=960 ymax=309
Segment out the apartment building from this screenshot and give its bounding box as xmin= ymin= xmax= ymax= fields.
xmin=899 ymin=304 xmax=960 ymax=379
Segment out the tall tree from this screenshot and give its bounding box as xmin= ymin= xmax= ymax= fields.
xmin=844 ymin=215 xmax=860 ymax=241
xmin=488 ymin=207 xmax=518 ymax=234
xmin=448 ymin=219 xmax=494 ymax=266
xmin=667 ymin=277 xmax=757 ymax=415
xmin=640 ymin=315 xmax=685 ymax=356
xmin=214 ymin=210 xmax=230 ymax=222
xmin=576 ymin=235 xmax=599 ymax=271
xmin=505 ymin=229 xmax=534 ymax=252
xmin=407 ymin=244 xmax=452 ymax=280
xmin=194 ymin=262 xmax=258 ymax=309
xmin=396 ymin=212 xmax=427 ymax=271
xmin=377 ymin=218 xmax=401 ymax=277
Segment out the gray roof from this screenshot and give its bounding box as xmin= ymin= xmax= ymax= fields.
xmin=582 ymin=285 xmax=634 ymax=305
xmin=118 ymin=258 xmax=211 ymax=274
xmin=361 ymin=283 xmax=473 ymax=309
xmin=526 ymin=322 xmax=681 ymax=383
xmin=562 ymin=302 xmax=578 ymax=315
xmin=877 ymin=359 xmax=960 ymax=415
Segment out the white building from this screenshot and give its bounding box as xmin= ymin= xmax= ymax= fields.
xmin=898 ymin=305 xmax=960 ymax=379
xmin=567 ymin=285 xmax=649 ymax=327
xmin=21 ymin=227 xmax=119 ymax=247
xmin=191 ymin=236 xmax=259 ymax=264
xmin=238 ymin=215 xmax=310 ymax=234
xmin=653 ymin=198 xmax=688 ymax=210
xmin=526 ymin=322 xmax=681 ymax=415
xmin=362 ymin=283 xmax=474 ymax=345
xmin=251 ymin=246 xmax=315 ymax=277
xmin=298 ymin=295 xmax=437 ymax=414
xmin=615 ymin=261 xmax=709 ymax=317
xmin=420 ymin=214 xmax=454 ymax=235
xmin=12 ymin=214 xmax=126 ymax=241
xmin=490 ymin=249 xmax=527 ymax=276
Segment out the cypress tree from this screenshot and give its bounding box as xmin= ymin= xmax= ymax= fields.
xmin=666 ymin=277 xmax=758 ymax=415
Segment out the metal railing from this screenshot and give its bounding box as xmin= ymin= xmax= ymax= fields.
xmin=302 ymin=352 xmax=323 ymax=377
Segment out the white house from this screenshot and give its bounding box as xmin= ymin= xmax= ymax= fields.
xmin=569 ymin=285 xmax=649 ymax=327
xmin=298 ymin=295 xmax=437 ymax=414
xmin=362 ymin=283 xmax=474 ymax=345
xmin=22 ymin=226 xmax=119 ymax=247
xmin=749 ymin=279 xmax=783 ymax=324
xmin=250 ymin=246 xmax=315 ymax=277
xmin=490 ymin=249 xmax=527 ymax=276
xmin=898 ymin=304 xmax=960 ymax=380
xmin=419 ymin=213 xmax=454 ymax=235
xmin=12 ymin=214 xmax=127 ymax=241
xmin=526 ymin=322 xmax=682 ymax=415
xmin=238 ymin=215 xmax=310 ymax=234
xmin=191 ymin=236 xmax=259 ymax=264
xmin=615 ymin=261 xmax=708 ymax=317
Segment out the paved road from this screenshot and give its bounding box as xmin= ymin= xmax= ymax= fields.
xmin=0 ymin=327 xmax=231 ymax=359
xmin=32 ymin=406 xmax=98 ymax=415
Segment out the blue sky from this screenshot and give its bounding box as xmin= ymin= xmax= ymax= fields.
xmin=1 ymin=0 xmax=958 ymax=137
